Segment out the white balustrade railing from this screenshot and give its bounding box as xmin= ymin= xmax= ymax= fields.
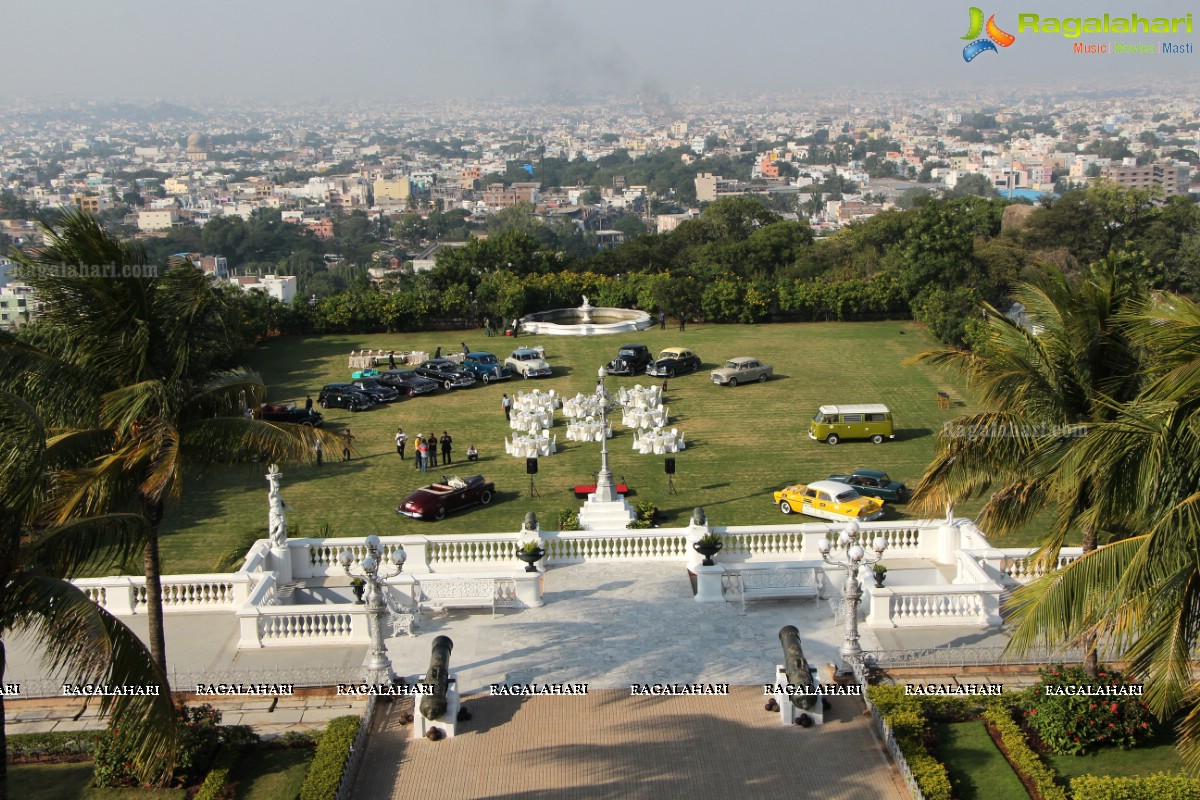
xmin=73 ymin=573 xmax=252 ymax=615
xmin=868 ymin=584 xmax=1003 ymax=628
xmin=970 ymin=547 xmax=1083 ymax=585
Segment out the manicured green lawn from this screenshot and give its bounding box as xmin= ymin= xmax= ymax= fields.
xmin=6 ymin=762 xmax=186 ymax=799
xmin=933 ymin=722 xmax=1029 ymax=800
xmin=232 ymin=746 xmax=314 ymax=800
xmin=1045 ymin=720 xmax=1187 ymax=780
xmin=152 ymin=320 xmax=1050 ymax=574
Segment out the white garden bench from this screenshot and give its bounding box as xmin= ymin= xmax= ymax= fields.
xmin=725 ymin=565 xmax=824 ymax=613
xmin=411 ymin=577 xmax=520 ymax=618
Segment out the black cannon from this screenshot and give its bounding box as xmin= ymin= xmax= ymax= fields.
xmin=419 ymin=635 xmax=454 ymax=720
xmin=778 ymin=625 xmax=817 ymax=711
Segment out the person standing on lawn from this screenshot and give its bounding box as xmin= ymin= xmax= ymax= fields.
xmin=314 ymin=437 xmax=323 ymax=467
xmin=342 ymin=428 xmax=355 ymax=462
xmin=440 ymin=431 xmax=453 ymax=465
xmin=426 ymin=432 xmax=438 ymax=468
xmin=395 ymin=427 xmax=407 ymax=459
xmin=502 ymin=393 xmax=512 ymax=420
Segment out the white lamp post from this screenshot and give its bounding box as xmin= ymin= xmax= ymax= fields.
xmin=339 ymin=535 xmax=407 ymax=685
xmin=817 ymin=520 xmax=887 ymax=676
xmin=592 ymin=365 xmax=619 ymax=503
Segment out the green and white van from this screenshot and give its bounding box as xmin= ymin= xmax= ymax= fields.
xmin=809 ymin=404 xmax=895 ymax=445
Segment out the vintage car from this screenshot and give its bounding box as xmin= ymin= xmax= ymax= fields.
xmin=606 ymin=344 xmax=652 ymax=376
xmin=462 ymin=351 xmax=511 ymax=383
xmin=505 ymin=348 xmax=553 ymax=379
xmin=376 ymin=369 xmax=439 ymax=397
xmin=260 ymin=402 xmax=324 ymax=427
xmin=772 ymin=479 xmax=885 ymax=521
xmin=711 ymin=357 xmax=773 ymax=387
xmin=414 ymin=359 xmax=477 ymax=390
xmin=826 ymin=469 xmax=910 ymax=503
xmin=395 ymin=475 xmax=496 ymax=520
xmin=646 ymin=347 xmax=701 ymax=378
xmin=318 ymin=383 xmax=375 ymax=412
xmin=349 ymin=377 xmax=400 ymax=403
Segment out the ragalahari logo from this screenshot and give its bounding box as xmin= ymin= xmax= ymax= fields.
xmin=962 ymin=7 xmax=1016 ymax=61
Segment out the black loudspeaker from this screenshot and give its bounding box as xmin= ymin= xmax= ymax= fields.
xmin=526 ymin=457 xmax=538 ymax=475
xmin=665 ymin=457 xmax=676 ymax=475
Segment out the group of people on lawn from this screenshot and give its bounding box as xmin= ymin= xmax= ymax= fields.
xmin=395 ymin=428 xmax=477 ymax=472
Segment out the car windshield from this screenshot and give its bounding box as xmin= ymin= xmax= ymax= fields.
xmin=515 ymin=352 xmax=535 ymax=360
xmin=657 ymin=351 xmax=677 ymax=360
xmin=475 ymin=355 xmax=497 ymax=364
xmin=835 ymin=490 xmax=862 ymax=503
xmin=724 ymin=361 xmax=740 ymax=369
xmin=359 ymin=380 xmax=381 ymax=389
xmin=619 ymin=349 xmax=640 ymax=357
xmin=814 ymin=413 xmax=828 ymax=424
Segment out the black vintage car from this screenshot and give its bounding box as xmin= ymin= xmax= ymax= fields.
xmin=414 ymin=359 xmax=477 ymax=390
xmin=349 ymin=377 xmax=400 ymax=403
xmin=606 ymin=344 xmax=652 ymax=376
xmin=318 ymin=383 xmax=375 ymax=412
xmin=377 ymin=369 xmax=439 ymax=397
xmin=260 ymin=402 xmax=324 ymax=427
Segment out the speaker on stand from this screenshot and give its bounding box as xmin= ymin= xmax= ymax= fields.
xmin=526 ymin=457 xmax=540 ymax=497
xmin=665 ymin=457 xmax=677 ymax=495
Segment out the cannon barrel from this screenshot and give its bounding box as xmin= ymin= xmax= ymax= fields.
xmin=419 ymin=635 xmax=454 ymax=719
xmin=778 ymin=625 xmax=817 ymax=710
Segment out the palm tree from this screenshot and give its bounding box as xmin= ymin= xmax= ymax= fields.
xmin=1002 ymin=292 xmax=1200 ymax=771
xmin=0 ymin=392 xmax=178 ymax=799
xmin=904 ymin=259 xmax=1146 ymax=675
xmin=2 ymin=211 xmax=334 ymax=674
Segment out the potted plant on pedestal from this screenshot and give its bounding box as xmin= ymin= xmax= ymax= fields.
xmin=692 ymin=532 xmax=723 ymax=566
xmin=351 ymin=577 xmax=366 ymax=603
xmin=873 ymin=563 xmax=887 ymax=588
xmin=516 ymin=539 xmax=546 ymax=572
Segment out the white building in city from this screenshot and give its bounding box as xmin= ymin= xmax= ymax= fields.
xmin=234 ymin=274 xmax=297 ymax=304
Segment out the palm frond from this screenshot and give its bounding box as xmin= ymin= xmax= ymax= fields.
xmin=24 ymin=513 xmax=150 ymax=578
xmin=8 ymin=574 xmax=178 ymax=782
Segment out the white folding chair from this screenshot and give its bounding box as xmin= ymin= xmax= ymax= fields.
xmin=677 ymin=431 xmax=686 ymax=450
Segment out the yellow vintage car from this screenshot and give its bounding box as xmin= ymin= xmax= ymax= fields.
xmin=772 ymin=480 xmax=885 ymax=521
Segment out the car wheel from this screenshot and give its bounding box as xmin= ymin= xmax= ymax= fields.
xmin=481 ymin=374 xmax=490 ymax=384
xmin=728 ymin=377 xmax=738 ymax=387
xmin=826 ymin=434 xmax=839 ymax=445
xmin=779 ymin=500 xmax=793 ymax=514
xmin=480 ymin=490 xmax=493 ymax=505
xmin=444 ymin=380 xmax=453 ymax=390
xmin=871 ymin=434 xmax=884 ymax=445
xmin=350 ymin=402 xmax=361 ymax=412
xmin=758 ymin=373 xmax=767 ymax=383
xmin=302 ymin=421 xmax=313 ymax=427
xmin=434 ymin=507 xmax=446 ymax=521
xmin=408 ymin=389 xmax=416 ymax=397
xmin=668 ymin=368 xmax=676 ymax=378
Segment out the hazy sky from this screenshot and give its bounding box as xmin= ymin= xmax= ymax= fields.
xmin=7 ymin=1 xmax=1197 ymax=101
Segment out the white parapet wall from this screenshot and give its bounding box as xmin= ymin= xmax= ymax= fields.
xmin=71 ymin=518 xmax=1086 ymax=642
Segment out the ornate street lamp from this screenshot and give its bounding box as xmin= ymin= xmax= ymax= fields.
xmin=339 ymin=535 xmax=407 ymax=685
xmin=592 ymin=365 xmax=619 ymax=503
xmin=817 ymin=521 xmax=887 ymax=676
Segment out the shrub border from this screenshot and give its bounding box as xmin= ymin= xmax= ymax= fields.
xmin=981 ymin=703 xmax=1067 ymax=800
xmin=298 ymin=715 xmax=361 ymax=800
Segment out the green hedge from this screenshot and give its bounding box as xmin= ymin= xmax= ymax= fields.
xmin=194 ymin=744 xmax=242 ymax=800
xmin=298 ymin=715 xmax=361 ymax=800
xmin=5 ymin=731 xmax=102 ymax=760
xmin=1070 ymin=772 xmax=1200 ymax=800
xmin=866 ymin=686 xmax=952 ymax=800
xmin=982 ymin=703 xmax=1068 ymax=800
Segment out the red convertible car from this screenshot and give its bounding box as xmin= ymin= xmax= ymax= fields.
xmin=396 ymin=475 xmax=495 ymax=521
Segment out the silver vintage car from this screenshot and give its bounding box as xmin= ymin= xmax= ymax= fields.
xmin=711 ymin=357 xmax=773 ymax=387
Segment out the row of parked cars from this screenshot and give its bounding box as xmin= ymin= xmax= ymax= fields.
xmin=315 ymin=349 xmax=557 ymax=412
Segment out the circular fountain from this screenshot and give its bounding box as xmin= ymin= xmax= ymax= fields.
xmin=520 ymin=296 xmax=653 ymax=336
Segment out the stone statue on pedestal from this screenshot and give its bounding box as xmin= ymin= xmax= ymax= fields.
xmin=266 ymin=464 xmax=288 ymax=548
